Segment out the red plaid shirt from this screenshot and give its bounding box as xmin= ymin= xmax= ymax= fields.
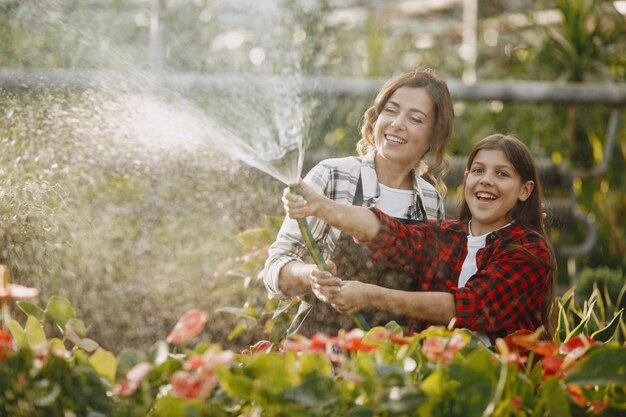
xmin=363 ymin=208 xmax=555 ymax=342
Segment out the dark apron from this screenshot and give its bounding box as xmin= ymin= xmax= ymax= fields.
xmin=290 ymin=176 xmax=424 ymax=337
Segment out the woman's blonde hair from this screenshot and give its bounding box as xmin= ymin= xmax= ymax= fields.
xmin=356 ymin=69 xmax=454 ymax=195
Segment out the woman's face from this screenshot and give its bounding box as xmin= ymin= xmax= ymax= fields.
xmin=373 ymin=86 xmax=435 ymax=171
xmin=463 ymin=149 xmax=534 ymax=235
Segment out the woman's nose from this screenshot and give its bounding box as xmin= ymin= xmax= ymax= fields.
xmin=391 ymin=116 xmax=405 ymax=130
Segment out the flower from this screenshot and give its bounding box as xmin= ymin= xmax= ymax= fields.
xmin=166 ymin=309 xmax=208 ymax=344
xmin=0 ymin=283 xmax=39 ymax=300
xmin=0 ymin=329 xmax=14 ymax=363
xmin=281 ymin=328 xmax=377 ymax=362
xmin=421 ymin=332 xmax=469 ymax=364
xmin=112 ymin=362 xmax=153 ymax=397
xmin=170 ymin=347 xmax=234 ymax=400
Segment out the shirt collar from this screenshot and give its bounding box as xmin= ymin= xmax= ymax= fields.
xmin=361 ymin=150 xmax=421 ymax=207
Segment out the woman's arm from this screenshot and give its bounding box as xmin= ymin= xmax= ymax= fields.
xmin=284 ymin=180 xmax=381 ymax=242
xmin=263 ymin=167 xmax=337 ymax=298
xmin=310 ymin=269 xmax=455 ymax=325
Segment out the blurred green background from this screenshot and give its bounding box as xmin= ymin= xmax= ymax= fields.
xmin=0 ymin=0 xmax=624 ymax=352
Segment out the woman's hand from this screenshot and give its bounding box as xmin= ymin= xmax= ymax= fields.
xmin=308 ymin=260 xmax=341 ymax=303
xmin=309 ymin=260 xmax=370 ymax=314
xmin=282 ymin=180 xmax=324 ymax=219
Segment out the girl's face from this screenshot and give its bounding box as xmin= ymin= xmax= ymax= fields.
xmin=463 ymin=149 xmax=534 ymax=236
xmin=373 ymin=86 xmax=435 ymax=171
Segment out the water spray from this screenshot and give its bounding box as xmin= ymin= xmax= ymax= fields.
xmin=288 ymin=183 xmax=370 ymax=331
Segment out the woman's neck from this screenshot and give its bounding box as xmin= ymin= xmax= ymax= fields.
xmin=374 ymin=155 xmax=414 ymax=190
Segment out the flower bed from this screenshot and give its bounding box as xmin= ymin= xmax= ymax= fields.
xmin=1 ymin=293 xmax=625 ymax=417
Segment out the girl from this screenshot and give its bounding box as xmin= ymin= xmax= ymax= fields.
xmin=263 ymin=69 xmax=454 ymax=335
xmin=283 ymin=134 xmax=557 ymax=343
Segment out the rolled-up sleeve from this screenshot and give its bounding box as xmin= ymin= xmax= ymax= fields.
xmin=261 ymin=164 xmax=335 ymax=299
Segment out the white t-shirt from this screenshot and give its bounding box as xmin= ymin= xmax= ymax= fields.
xmin=375 ymin=184 xmax=414 ymax=218
xmin=459 ymin=221 xmax=512 ymax=346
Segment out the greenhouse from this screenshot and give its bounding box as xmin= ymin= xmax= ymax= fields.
xmin=1 ymin=1 xmax=625 ymax=416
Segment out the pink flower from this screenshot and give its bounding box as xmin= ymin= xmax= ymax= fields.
xmin=281 ymin=329 xmax=378 ymax=362
xmin=0 ymin=284 xmax=39 ymax=300
xmin=422 ymin=333 xmax=468 ymax=364
xmin=170 ymin=348 xmax=234 ymax=400
xmin=166 ymin=309 xmax=208 ymax=344
xmin=112 ymin=362 xmax=153 ymax=397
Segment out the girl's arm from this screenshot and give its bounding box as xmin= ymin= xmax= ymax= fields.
xmin=284 ymin=180 xmax=381 ymax=242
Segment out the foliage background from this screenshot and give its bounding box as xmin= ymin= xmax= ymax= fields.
xmin=0 ymin=0 xmax=624 ymax=352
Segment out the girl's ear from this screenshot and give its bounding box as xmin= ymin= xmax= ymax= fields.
xmin=518 ymin=180 xmax=534 ymax=202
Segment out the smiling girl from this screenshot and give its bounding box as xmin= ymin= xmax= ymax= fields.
xmin=283 ymin=134 xmax=557 ymax=343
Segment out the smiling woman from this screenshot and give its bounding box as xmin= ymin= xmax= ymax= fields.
xmin=282 ymin=134 xmax=557 ymax=344
xmin=262 ymin=69 xmax=455 ymax=337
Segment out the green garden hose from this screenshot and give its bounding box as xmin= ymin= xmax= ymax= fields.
xmin=289 ymin=184 xmax=370 ymax=331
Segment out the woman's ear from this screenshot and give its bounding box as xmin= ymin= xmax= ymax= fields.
xmin=518 ymin=180 xmax=535 ymax=202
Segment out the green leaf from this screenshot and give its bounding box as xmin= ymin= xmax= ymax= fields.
xmin=535 ymin=377 xmax=571 ymax=417
xmin=215 ymin=306 xmax=258 ymax=320
xmin=16 ymin=300 xmax=45 ymax=320
xmin=565 ymin=298 xmax=597 ymax=342
xmin=152 ymin=395 xmax=206 ymax=417
xmin=421 ymin=368 xmax=445 ymax=397
xmin=298 ymin=353 xmax=333 ymax=378
xmin=25 ymin=315 xmax=47 ymax=347
xmin=64 ymin=318 xmax=99 ymax=352
xmin=227 ymin=323 xmax=248 ymax=341
xmin=89 ymin=347 xmax=118 ymax=384
xmin=44 ymin=295 xmax=76 ymax=329
xmin=591 ymin=309 xmax=624 ymax=342
xmin=566 ymin=345 xmax=626 ymax=386
xmin=8 ymin=319 xmax=27 ymax=349
xmin=116 ymin=348 xmax=148 ymax=380
xmin=217 ymin=368 xmax=255 ymax=400
xmin=236 ymin=227 xmax=273 ymax=248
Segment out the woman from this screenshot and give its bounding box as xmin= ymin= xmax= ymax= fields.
xmin=284 ymin=134 xmax=557 ymax=343
xmin=262 ymin=69 xmax=455 ymax=335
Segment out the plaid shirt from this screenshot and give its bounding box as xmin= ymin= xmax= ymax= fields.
xmin=263 ymin=151 xmax=444 ymax=298
xmin=363 ymin=209 xmax=554 ymax=342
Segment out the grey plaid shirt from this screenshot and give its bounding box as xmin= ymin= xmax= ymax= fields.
xmin=262 ymin=151 xmax=444 ymax=298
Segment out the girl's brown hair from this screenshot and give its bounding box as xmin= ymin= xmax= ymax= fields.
xmin=356 ymin=69 xmax=454 ymax=195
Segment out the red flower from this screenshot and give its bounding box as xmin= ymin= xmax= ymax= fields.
xmin=0 ymin=330 xmax=14 ymax=363
xmin=389 ymin=332 xmax=412 ymax=345
xmin=541 ymin=355 xmax=565 ymax=377
xmin=588 ymin=397 xmax=609 ymax=414
xmin=281 ymin=329 xmax=377 ymax=362
xmin=511 ymin=395 xmax=522 ymax=411
xmin=249 ymin=340 xmax=273 ymax=354
xmin=503 ymin=329 xmax=559 ymax=356
xmin=171 ymin=370 xmax=208 ymax=399
xmin=166 ymin=309 xmax=208 ymax=344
